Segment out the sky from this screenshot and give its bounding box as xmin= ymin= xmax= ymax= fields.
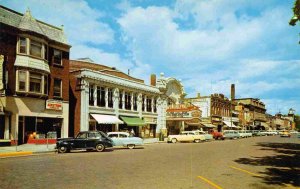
xmin=1 ymin=0 xmax=300 ymax=115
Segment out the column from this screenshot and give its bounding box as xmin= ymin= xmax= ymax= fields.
xmin=122 ymin=91 xmax=125 ymax=110
xmin=131 ymin=92 xmax=134 ymax=111
xmin=80 ymin=80 xmax=89 ymax=131
xmin=137 ymin=93 xmax=142 ymax=118
xmin=11 ymin=114 xmax=19 ymax=143
xmin=144 ymin=96 xmax=147 ymax=112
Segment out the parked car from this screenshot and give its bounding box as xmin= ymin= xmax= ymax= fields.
xmin=290 ymin=130 xmax=299 ymax=134
xmin=238 ymin=130 xmax=248 ymax=138
xmin=209 ymin=130 xmax=225 ymax=140
xmin=245 ymin=130 xmax=253 ymax=137
xmin=223 ymin=130 xmax=240 ymax=139
xmin=266 ymin=130 xmax=278 ymax=136
xmin=107 ymin=132 xmax=144 ymax=149
xmin=193 ymin=130 xmax=214 ymax=141
xmin=167 ymin=131 xmax=206 ymax=143
xmin=280 ymin=131 xmax=291 ymax=137
xmin=56 ymin=131 xmax=114 ymax=153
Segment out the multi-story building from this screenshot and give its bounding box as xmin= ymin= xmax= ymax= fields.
xmin=233 ymin=98 xmax=268 ymax=130
xmin=0 ymin=6 xmax=70 ymax=145
xmin=185 ymin=93 xmax=237 ymax=131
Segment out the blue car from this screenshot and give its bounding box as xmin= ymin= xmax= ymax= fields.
xmin=107 ymin=132 xmax=144 ymax=149
xmin=223 ymin=130 xmax=240 ymax=139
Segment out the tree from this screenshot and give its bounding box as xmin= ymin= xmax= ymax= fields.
xmin=290 ymin=0 xmax=300 ymax=26
xmin=295 ymin=115 xmax=300 ymax=130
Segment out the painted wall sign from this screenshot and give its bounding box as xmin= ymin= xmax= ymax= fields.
xmin=46 ymin=100 xmax=63 ymax=111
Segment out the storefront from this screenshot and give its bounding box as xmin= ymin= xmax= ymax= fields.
xmin=143 ymin=117 xmax=157 ymax=138
xmin=89 ymin=114 xmax=123 ymax=133
xmin=4 ymin=97 xmax=69 ymax=145
xmin=119 ymin=116 xmax=146 ymax=137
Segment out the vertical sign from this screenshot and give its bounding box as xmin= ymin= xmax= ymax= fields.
xmin=0 ymin=55 xmax=3 ymax=90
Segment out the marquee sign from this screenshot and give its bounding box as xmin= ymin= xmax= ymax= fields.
xmin=46 ymin=100 xmax=63 ymax=111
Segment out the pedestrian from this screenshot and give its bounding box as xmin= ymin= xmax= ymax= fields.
xmin=130 ymin=129 xmax=135 ymax=137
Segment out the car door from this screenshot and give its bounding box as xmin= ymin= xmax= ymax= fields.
xmin=73 ymin=132 xmax=87 ymax=149
xmin=86 ymin=132 xmax=100 ymax=148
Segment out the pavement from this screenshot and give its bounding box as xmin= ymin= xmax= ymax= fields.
xmin=0 ymin=138 xmax=166 ymax=158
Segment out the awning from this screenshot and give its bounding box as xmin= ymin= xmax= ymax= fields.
xmin=223 ymin=121 xmax=237 ymax=128
xmin=90 ymin=114 xmax=123 ymax=124
xmin=201 ymin=123 xmax=217 ymax=128
xmin=120 ymin=116 xmax=146 ymax=126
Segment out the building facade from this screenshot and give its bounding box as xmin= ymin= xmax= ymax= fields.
xmin=0 ymin=6 xmax=70 ymax=144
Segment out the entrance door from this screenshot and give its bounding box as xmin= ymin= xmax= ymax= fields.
xmin=18 ymin=116 xmax=24 ymax=145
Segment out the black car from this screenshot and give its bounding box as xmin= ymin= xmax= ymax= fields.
xmin=56 ymin=131 xmax=114 ymax=153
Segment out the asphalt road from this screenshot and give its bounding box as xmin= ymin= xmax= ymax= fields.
xmin=0 ymin=135 xmax=299 ymax=189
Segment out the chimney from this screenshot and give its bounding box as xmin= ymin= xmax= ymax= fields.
xmin=150 ymin=74 xmax=156 ymax=86
xmin=231 ymin=84 xmax=235 ymax=100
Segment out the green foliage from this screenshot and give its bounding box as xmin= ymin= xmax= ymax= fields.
xmin=290 ymin=0 xmax=300 ymax=26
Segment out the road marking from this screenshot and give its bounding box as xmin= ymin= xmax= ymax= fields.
xmin=229 ymin=166 xmax=262 ymax=177
xmin=197 ymin=176 xmax=224 ymax=189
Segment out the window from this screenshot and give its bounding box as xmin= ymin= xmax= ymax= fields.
xmin=53 ymin=49 xmax=62 ymax=65
xmin=119 ymin=134 xmax=128 ymax=138
xmin=125 ymin=92 xmax=131 ymax=110
xmin=44 ymin=45 xmax=48 ymax=60
xmin=154 ymin=98 xmax=157 ymax=113
xmin=30 ymin=40 xmax=42 ymax=58
xmin=146 ymin=98 xmax=152 ymax=112
xmin=97 ymin=86 xmax=105 ymax=107
xmin=133 ymin=94 xmax=137 ymax=111
xmin=76 ymin=133 xmax=87 ymax=139
xmin=53 ymin=79 xmax=62 ymax=97
xmin=142 ymin=96 xmax=145 ymax=111
xmin=108 ymin=134 xmax=118 ymax=138
xmin=108 ymin=88 xmax=113 ymax=108
xmin=44 ymin=75 xmax=48 ymax=94
xmin=18 ymin=71 xmax=26 ymax=91
xmin=19 ymin=37 xmax=27 ymax=54
xmin=119 ymin=92 xmax=123 ymax=109
xmin=89 ymin=85 xmax=94 ymax=106
xmin=29 ymin=73 xmax=42 ymax=93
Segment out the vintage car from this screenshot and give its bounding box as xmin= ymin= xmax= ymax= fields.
xmin=107 ymin=132 xmax=144 ymax=149
xmin=209 ymin=130 xmax=225 ymax=140
xmin=167 ymin=131 xmax=206 ymax=143
xmin=193 ymin=130 xmax=213 ymax=141
xmin=56 ymin=131 xmax=114 ymax=153
xmin=280 ymin=131 xmax=291 ymax=137
xmin=223 ymin=130 xmax=240 ymax=139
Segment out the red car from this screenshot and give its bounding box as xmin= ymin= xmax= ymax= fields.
xmin=209 ymin=130 xmax=225 ymax=140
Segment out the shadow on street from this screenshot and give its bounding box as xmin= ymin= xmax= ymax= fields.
xmin=235 ymin=142 xmax=300 ymax=187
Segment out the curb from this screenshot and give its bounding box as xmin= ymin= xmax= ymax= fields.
xmin=0 ymin=151 xmax=33 ymax=158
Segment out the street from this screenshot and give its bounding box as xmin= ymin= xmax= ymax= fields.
xmin=0 ymin=135 xmax=299 ymax=189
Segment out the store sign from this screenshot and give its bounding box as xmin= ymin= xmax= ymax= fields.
xmin=46 ymin=100 xmax=63 ymax=111
xmin=144 ymin=117 xmax=157 ymax=124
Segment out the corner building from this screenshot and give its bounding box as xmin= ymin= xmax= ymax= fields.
xmin=0 ymin=6 xmax=70 ymax=144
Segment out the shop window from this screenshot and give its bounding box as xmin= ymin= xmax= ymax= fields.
xmin=53 ymin=49 xmax=62 ymax=65
xmin=53 ymin=79 xmax=62 ymax=97
xmin=97 ymin=86 xmax=105 ymax=107
xmin=18 ymin=70 xmax=26 ymax=91
xmin=19 ymin=37 xmax=27 ymax=54
xmin=146 ymin=98 xmax=152 ymax=112
xmin=125 ymin=92 xmax=131 ymax=110
xmin=29 ymin=73 xmax=42 ymax=93
xmin=108 ymin=88 xmax=113 ymax=108
xmin=30 ymin=40 xmax=42 ymax=58
xmin=89 ymin=85 xmax=94 ymax=106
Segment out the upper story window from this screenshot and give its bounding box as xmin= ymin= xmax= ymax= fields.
xmin=18 ymin=70 xmax=26 ymax=91
xmin=108 ymin=88 xmax=113 ymax=108
xmin=119 ymin=92 xmax=123 ymax=109
xmin=133 ymin=94 xmax=137 ymax=111
xmin=97 ymin=86 xmax=105 ymax=107
xmin=44 ymin=75 xmax=48 ymax=95
xmin=125 ymin=92 xmax=131 ymax=110
xmin=19 ymin=37 xmax=27 ymax=54
xmin=53 ymin=79 xmax=62 ymax=98
xmin=30 ymin=40 xmax=42 ymax=58
xmin=142 ymin=95 xmax=145 ymax=112
xmin=154 ymin=99 xmax=157 ymax=113
xmin=89 ymin=85 xmax=94 ymax=106
xmin=29 ymin=73 xmax=42 ymax=93
xmin=146 ymin=98 xmax=152 ymax=112
xmin=53 ymin=49 xmax=62 ymax=65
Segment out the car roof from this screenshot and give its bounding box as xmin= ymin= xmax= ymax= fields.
xmin=107 ymin=132 xmax=129 ymax=135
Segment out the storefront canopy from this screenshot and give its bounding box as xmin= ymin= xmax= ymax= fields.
xmin=90 ymin=114 xmax=123 ymax=124
xmin=223 ymin=121 xmax=237 ymax=128
xmin=120 ymin=116 xmax=146 ymax=126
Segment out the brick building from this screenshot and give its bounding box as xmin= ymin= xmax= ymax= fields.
xmin=0 ymin=6 xmax=70 ymax=145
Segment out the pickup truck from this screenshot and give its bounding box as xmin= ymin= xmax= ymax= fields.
xmin=167 ymin=131 xmax=206 ymax=143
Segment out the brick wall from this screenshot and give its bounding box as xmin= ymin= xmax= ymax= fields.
xmin=69 ymin=72 xmax=81 ymax=137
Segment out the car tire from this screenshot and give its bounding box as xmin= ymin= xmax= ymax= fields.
xmin=95 ymin=144 xmax=105 ymax=152
xmin=194 ymin=139 xmax=200 ymax=143
xmin=58 ymin=146 xmax=68 ymax=153
xmin=171 ymin=138 xmax=177 ymax=143
xmin=127 ymin=144 xmax=135 ymax=149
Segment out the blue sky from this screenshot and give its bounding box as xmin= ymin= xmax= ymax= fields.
xmin=1 ymin=0 xmax=300 ymax=115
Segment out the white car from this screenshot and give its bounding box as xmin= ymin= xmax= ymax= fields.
xmin=167 ymin=131 xmax=206 ymax=143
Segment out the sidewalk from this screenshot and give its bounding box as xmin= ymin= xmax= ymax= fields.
xmin=0 ymin=138 xmax=166 ymax=158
